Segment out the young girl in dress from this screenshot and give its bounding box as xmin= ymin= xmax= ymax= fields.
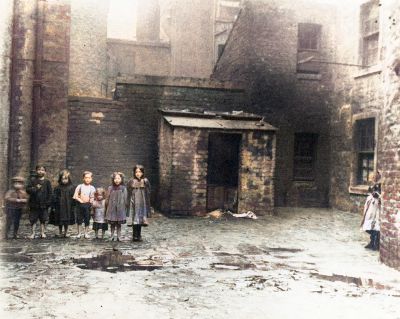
xmin=50 ymin=170 xmax=76 ymax=237
xmin=92 ymin=188 xmax=108 ymax=239
xmin=127 ymin=165 xmax=151 ymax=242
xmin=105 ymin=172 xmax=128 ymax=241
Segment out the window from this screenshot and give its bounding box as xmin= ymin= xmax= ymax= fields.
xmin=356 ymin=118 xmax=375 ymax=184
xmin=297 ymin=23 xmax=321 ymax=74
xmin=360 ymin=0 xmax=379 ymax=66
xmin=293 ymin=133 xmax=318 ymax=181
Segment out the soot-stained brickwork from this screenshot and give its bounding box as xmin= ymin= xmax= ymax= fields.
xmin=67 ymin=76 xmax=247 ymax=202
xmin=158 ymin=112 xmax=276 ymax=216
xmin=213 ymin=0 xmax=334 ymax=208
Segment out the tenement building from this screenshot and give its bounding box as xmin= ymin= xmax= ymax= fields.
xmin=1 ymin=0 xmax=400 ymax=269
xmin=213 ymin=0 xmax=400 ymax=269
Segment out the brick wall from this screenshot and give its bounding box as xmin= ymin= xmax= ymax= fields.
xmin=37 ymin=0 xmax=71 ymax=182
xmin=0 ymin=0 xmax=13 ymax=201
xmin=238 ymin=131 xmax=276 ymax=215
xmin=169 ymin=0 xmax=215 ymax=78
xmin=69 ymin=0 xmax=109 ymax=97
xmin=67 ymin=76 xmax=246 ymax=201
xmin=168 ymin=127 xmax=208 ymax=215
xmin=213 ymin=0 xmax=335 ymax=207
xmin=106 ymin=39 xmax=171 ymax=97
xmin=379 ymin=0 xmax=400 ymax=270
xmin=8 ymin=0 xmax=36 ymax=180
xmin=329 ymin=1 xmax=384 ymax=213
xmin=159 ymin=124 xmax=276 ymax=216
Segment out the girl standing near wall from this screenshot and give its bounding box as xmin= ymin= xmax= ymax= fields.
xmin=127 ymin=165 xmax=151 ymax=242
xmin=49 ymin=170 xmax=76 ymax=237
xmin=105 ymin=172 xmax=128 ymax=241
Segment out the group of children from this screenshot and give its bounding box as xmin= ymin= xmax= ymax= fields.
xmin=4 ymin=165 xmax=151 ymax=242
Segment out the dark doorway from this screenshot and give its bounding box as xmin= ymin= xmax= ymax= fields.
xmin=207 ymin=133 xmax=241 ymax=212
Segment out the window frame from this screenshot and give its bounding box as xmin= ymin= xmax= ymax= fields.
xmin=297 ymin=23 xmax=322 ymax=74
xmin=349 ymin=112 xmax=378 ymax=194
xmin=359 ymin=0 xmax=380 ymax=67
xmin=293 ymin=133 xmax=318 ymax=182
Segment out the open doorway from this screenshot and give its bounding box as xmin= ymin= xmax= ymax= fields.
xmin=207 ymin=133 xmax=242 ymax=212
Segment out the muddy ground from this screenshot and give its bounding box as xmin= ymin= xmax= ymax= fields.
xmin=1 ymin=207 xmax=399 ymax=319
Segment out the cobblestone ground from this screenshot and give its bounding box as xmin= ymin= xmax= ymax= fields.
xmin=1 ymin=207 xmax=400 ymax=319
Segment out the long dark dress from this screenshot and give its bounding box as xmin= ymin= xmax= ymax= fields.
xmin=127 ymin=178 xmax=151 ymax=225
xmin=49 ymin=184 xmax=76 ymax=226
xmin=105 ymin=185 xmax=128 ymax=225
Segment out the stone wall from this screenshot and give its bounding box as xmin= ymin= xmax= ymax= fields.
xmin=69 ymin=0 xmax=109 ymax=97
xmin=67 ymin=76 xmax=246 ymax=201
xmin=379 ymin=0 xmax=400 ymax=270
xmin=159 ymin=125 xmax=276 ymax=216
xmin=213 ymin=0 xmax=335 ymax=207
xmin=238 ymin=131 xmax=276 ymax=215
xmin=0 ymin=0 xmax=14 ymax=200
xmin=167 ymin=127 xmax=208 ymax=215
xmin=329 ymin=0 xmax=384 ymax=213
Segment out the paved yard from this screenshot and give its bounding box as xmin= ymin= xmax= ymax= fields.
xmin=1 ymin=207 xmax=399 ymax=319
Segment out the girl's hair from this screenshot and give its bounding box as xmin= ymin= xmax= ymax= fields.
xmin=82 ymin=171 xmax=92 ymax=178
xmin=95 ymin=187 xmax=106 ymax=198
xmin=133 ymin=165 xmax=145 ymax=180
xmin=58 ymin=169 xmax=72 ymax=185
xmin=111 ymin=172 xmax=125 ymax=185
xmin=36 ymin=165 xmax=46 ymax=171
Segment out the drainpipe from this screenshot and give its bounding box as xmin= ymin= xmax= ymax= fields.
xmin=31 ymin=0 xmax=45 ymax=169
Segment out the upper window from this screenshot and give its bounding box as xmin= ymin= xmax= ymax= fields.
xmin=297 ymin=23 xmax=321 ymax=74
xmin=360 ymin=0 xmax=380 ymax=66
xmin=293 ymin=133 xmax=318 ymax=181
xmin=355 ymin=118 xmax=375 ymax=184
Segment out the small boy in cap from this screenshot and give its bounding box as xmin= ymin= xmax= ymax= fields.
xmin=4 ymin=176 xmax=29 ymax=239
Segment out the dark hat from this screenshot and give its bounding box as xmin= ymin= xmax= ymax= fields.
xmin=11 ymin=176 xmax=25 ymax=183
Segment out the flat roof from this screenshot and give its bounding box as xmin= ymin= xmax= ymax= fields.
xmin=163 ymin=116 xmax=277 ymax=131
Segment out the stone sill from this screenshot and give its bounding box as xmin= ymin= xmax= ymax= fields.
xmin=354 ymin=64 xmax=382 ymax=79
xmin=296 ymin=73 xmax=322 ymax=81
xmin=349 ymin=185 xmax=369 ymax=195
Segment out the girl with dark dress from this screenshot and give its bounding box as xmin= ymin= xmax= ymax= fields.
xmin=49 ymin=170 xmax=76 ymax=237
xmin=105 ymin=172 xmax=128 ymax=241
xmin=127 ymin=165 xmax=151 ymax=242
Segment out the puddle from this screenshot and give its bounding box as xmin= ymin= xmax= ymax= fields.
xmin=1 ymin=247 xmax=23 ymax=254
xmin=211 ymin=262 xmax=256 ymax=270
xmin=72 ymin=251 xmax=162 ymax=273
xmin=0 ymin=254 xmax=34 ymax=263
xmin=311 ymin=273 xmax=393 ymax=290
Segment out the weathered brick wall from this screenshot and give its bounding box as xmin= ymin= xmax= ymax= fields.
xmin=238 ymin=131 xmax=276 ymax=215
xmin=106 ymin=39 xmax=171 ymax=97
xmin=67 ymin=76 xmax=247 ymax=202
xmin=213 ymin=0 xmax=335 ymax=207
xmin=8 ymin=0 xmax=36 ymax=180
xmin=168 ymin=0 xmax=215 ymax=78
xmin=69 ymin=0 xmax=109 ymax=97
xmin=37 ymin=0 xmax=71 ymax=182
xmin=379 ymin=0 xmax=400 ymax=270
xmin=169 ymin=128 xmax=208 ymax=215
xmin=329 ymin=1 xmax=384 ymax=213
xmin=0 ymin=0 xmax=13 ymax=201
xmin=158 ymin=119 xmax=174 ymax=212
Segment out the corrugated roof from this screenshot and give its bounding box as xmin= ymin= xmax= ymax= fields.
xmin=163 ymin=116 xmax=277 ymax=131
